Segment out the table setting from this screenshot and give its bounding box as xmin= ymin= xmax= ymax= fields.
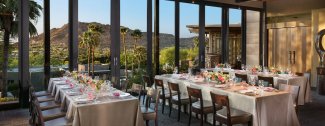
xmin=47 ymin=71 xmax=144 ymax=126
xmin=155 ymin=69 xmax=300 ymax=126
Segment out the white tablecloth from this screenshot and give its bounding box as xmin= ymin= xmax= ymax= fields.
xmin=156 ymin=74 xmax=300 ymax=126
xmin=48 ymin=78 xmax=144 ymax=126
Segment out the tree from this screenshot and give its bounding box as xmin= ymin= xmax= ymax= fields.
xmin=0 ymin=0 xmax=42 ymax=97
xmin=120 ymin=27 xmax=128 ymax=78
xmin=130 ymin=29 xmax=143 ymax=70
xmin=79 ymin=23 xmax=103 ymax=77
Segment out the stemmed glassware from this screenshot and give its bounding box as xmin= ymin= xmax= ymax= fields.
xmin=258 ymin=80 xmax=265 ymax=96
xmin=241 ymin=64 xmax=246 ymax=71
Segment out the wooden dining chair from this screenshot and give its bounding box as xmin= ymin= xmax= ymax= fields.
xmin=279 ymin=84 xmax=300 ymax=111
xmin=210 ymin=92 xmax=252 ymax=126
xmin=258 ymin=76 xmax=274 ymax=87
xmin=29 ymin=86 xmax=60 ymax=111
xmin=168 ymin=82 xmax=190 ymax=121
xmin=187 ymin=86 xmax=214 ymax=126
xmin=141 ymin=88 xmax=160 ymax=126
xmin=235 ymin=73 xmax=247 ymax=82
xmin=142 ymin=75 xmax=154 ymax=104
xmin=155 ymin=78 xmax=172 ymax=114
xmin=32 ymin=97 xmax=70 ymax=126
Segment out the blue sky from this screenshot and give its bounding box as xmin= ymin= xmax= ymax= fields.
xmin=35 ymin=0 xmax=241 ymax=38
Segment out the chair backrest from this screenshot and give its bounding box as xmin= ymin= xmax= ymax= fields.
xmin=143 ymin=75 xmax=152 ymax=87
xmin=235 ymin=73 xmax=247 ymax=82
xmin=295 ymin=72 xmax=303 ymax=76
xmin=119 ymin=79 xmax=128 ymax=92
xmin=168 ymin=82 xmax=181 ymax=100
xmin=145 ymin=88 xmax=161 ymax=112
xmin=154 ymin=79 xmax=165 ymax=95
xmin=210 ymin=92 xmax=231 ymax=125
xmin=187 ymin=86 xmax=203 ymax=109
xmin=258 ymin=76 xmax=274 ymax=87
xmin=279 ymin=84 xmax=300 ymax=105
xmin=32 ymin=97 xmax=45 ymax=126
xmin=131 ymin=83 xmax=143 ymax=93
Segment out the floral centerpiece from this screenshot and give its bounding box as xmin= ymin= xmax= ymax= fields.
xmin=216 ymin=63 xmax=225 ymax=68
xmin=250 ymin=65 xmax=261 ymax=74
xmin=269 ymin=67 xmax=280 ymax=74
xmin=202 ymin=71 xmax=229 ymax=84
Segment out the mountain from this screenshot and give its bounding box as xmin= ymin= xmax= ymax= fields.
xmin=30 ymin=22 xmax=195 ymax=49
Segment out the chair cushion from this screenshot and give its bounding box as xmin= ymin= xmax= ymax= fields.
xmin=44 ymin=117 xmax=72 ymax=126
xmin=141 ymin=107 xmax=156 ymax=120
xmin=42 ymin=108 xmax=66 ymax=121
xmin=171 ymin=95 xmax=190 ymax=104
xmin=38 ymin=95 xmax=55 ymax=102
xmin=192 ymin=100 xmax=214 ymax=113
xmin=35 ymin=91 xmax=50 ymax=97
xmin=216 ymin=107 xmax=252 ymax=124
xmin=159 ymin=90 xmax=176 ymax=98
xmin=40 ymin=101 xmax=61 ymax=110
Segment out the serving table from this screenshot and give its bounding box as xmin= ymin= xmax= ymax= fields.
xmin=155 ymin=74 xmax=300 ymax=126
xmin=47 ymin=78 xmax=144 ymax=126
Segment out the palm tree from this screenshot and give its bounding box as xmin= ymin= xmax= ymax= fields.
xmin=130 ymin=29 xmax=142 ymax=71
xmin=0 ymin=0 xmax=42 ymax=97
xmin=80 ymin=31 xmax=92 ymax=74
xmin=120 ymin=27 xmax=128 ymax=78
xmin=80 ymin=24 xmax=103 ymax=77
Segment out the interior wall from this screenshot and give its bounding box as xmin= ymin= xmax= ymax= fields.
xmin=246 ymin=10 xmax=260 ymax=65
xmin=311 ymin=8 xmax=325 ymax=87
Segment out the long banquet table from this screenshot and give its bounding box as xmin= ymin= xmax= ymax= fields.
xmin=206 ymin=68 xmax=311 ymax=105
xmin=155 ymin=74 xmax=300 ymax=126
xmin=47 ymin=78 xmax=144 ymax=126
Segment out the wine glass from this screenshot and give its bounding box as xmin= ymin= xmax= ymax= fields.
xmin=241 ymin=64 xmax=245 ymax=70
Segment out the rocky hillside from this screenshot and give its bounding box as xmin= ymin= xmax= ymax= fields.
xmin=30 ymin=22 xmax=195 ymax=49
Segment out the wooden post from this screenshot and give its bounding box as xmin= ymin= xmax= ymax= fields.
xmin=68 ymin=0 xmax=78 ymax=72
xmin=110 ymin=0 xmax=121 ymax=87
xmin=18 ymin=0 xmax=30 ymax=108
xmin=44 ymin=0 xmax=50 ymax=89
xmin=198 ymin=1 xmax=205 ymax=68
xmin=147 ymin=0 xmax=153 ymax=77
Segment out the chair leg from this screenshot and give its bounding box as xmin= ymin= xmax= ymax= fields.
xmin=142 ymin=94 xmax=146 ymax=105
xmin=155 ymin=119 xmax=158 ymax=126
xmin=248 ymin=121 xmax=252 ymax=126
xmin=169 ymin=103 xmax=172 ymax=117
xmin=183 ymin=105 xmax=187 ymax=114
xmin=178 ymin=105 xmax=181 ymax=121
xmin=188 ymin=107 xmax=192 ymax=126
xmin=204 ymin=114 xmax=207 ymax=123
xmin=200 ymin=114 xmax=203 ymax=126
xmin=162 ymin=98 xmax=165 ymax=114
xmin=146 ymin=120 xmax=149 ymax=126
xmin=196 ymin=113 xmax=198 ymax=119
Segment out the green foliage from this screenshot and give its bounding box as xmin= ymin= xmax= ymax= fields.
xmin=159 ymin=46 xmax=198 ymax=73
xmin=127 ymin=68 xmax=146 ymax=88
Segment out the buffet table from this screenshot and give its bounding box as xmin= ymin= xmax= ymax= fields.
xmin=47 ymin=78 xmax=144 ymax=126
xmin=155 ymin=74 xmax=300 ymax=126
